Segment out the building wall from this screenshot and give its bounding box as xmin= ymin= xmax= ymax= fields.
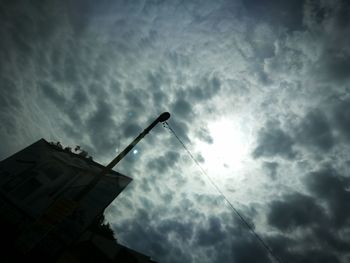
xmin=0 ymin=139 xmax=132 ymax=259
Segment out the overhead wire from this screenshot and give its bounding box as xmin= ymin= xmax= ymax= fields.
xmin=163 ymin=121 xmax=284 ymax=263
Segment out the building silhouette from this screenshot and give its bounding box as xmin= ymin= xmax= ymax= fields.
xmin=0 ymin=139 xmax=156 ymax=262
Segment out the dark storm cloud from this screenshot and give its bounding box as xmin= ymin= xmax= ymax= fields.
xmin=114 ymin=189 xmax=270 ymax=263
xmin=276 ymin=245 xmax=342 ymax=263
xmin=295 ymin=109 xmax=334 ymax=152
xmin=267 ymin=192 xmax=325 ymax=231
xmin=243 ymin=0 xmax=304 ymax=31
xmin=40 ymin=79 xmax=87 ymax=106
xmin=337 ymin=1 xmax=350 ymax=27
xmin=0 ymin=2 xmax=35 ymax=54
xmin=187 ymin=76 xmax=221 ymax=102
xmin=231 ymin=237 xmax=270 ymax=263
xmin=270 ymin=230 xmax=344 ymax=263
xmin=72 ymin=88 xmax=89 ymax=107
xmin=195 ymin=216 xmax=226 ymax=247
xmin=158 ymin=218 xmax=194 ymax=242
xmin=0 ymin=0 xmax=111 ymax=151
xmin=146 ymin=151 xmax=180 ymax=173
xmin=65 ymin=0 xmax=98 ymax=34
xmin=172 ymin=98 xmax=192 ymax=118
xmin=292 ymin=250 xmax=341 ymax=263
xmin=252 ymin=121 xmax=296 ymax=159
xmin=116 ymin=208 xmax=196 ymax=263
xmin=39 ymin=81 xmax=91 ymax=129
xmin=117 ymin=206 xmax=270 ymax=263
xmin=333 ymin=98 xmax=350 ymax=142
xmin=265 ymin=166 xmax=350 ymax=262
xmin=63 ymin=55 xmax=80 ymax=84
xmin=0 ymin=77 xmax=21 ymax=111
xmin=316 ymin=51 xmax=350 ymax=84
xmin=38 ymin=81 xmax=67 ymax=108
xmin=304 ymin=166 xmax=350 ymax=227
xmin=312 ymin=226 xmax=350 ymax=254
xmin=0 ymin=80 xmax=21 ymax=157
xmin=166 ymin=118 xmax=191 ymax=145
xmin=124 ymin=89 xmax=146 ymax=111
xmin=0 ymin=0 xmax=65 ymax=57
xmin=256 ymin=102 xmax=350 ymax=160
xmin=307 ymin=0 xmax=350 ymax=86
xmin=309 ymin=0 xmax=350 ymax=30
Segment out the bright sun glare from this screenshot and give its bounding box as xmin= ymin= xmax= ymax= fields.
xmin=196 ymin=119 xmax=251 ymax=177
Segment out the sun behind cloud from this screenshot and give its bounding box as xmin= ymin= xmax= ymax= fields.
xmin=196 ymin=118 xmax=252 ymax=178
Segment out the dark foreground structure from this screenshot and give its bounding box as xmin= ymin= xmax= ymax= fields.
xmin=0 ymin=139 xmax=156 ymax=262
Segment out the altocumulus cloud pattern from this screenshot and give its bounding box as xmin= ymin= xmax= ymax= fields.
xmin=1 ymin=0 xmax=350 ymax=262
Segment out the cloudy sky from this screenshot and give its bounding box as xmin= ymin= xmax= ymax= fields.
xmin=1 ymin=0 xmax=350 ymax=262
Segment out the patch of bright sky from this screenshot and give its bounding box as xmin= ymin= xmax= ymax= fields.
xmin=195 ymin=116 xmax=254 ymax=181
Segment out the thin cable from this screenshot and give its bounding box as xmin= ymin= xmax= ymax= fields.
xmin=163 ymin=121 xmax=284 ymax=263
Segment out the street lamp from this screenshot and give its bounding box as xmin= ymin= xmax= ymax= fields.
xmin=75 ymin=112 xmax=171 ymax=200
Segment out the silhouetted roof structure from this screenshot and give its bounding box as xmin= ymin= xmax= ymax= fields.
xmin=0 ymin=139 xmax=156 ymax=262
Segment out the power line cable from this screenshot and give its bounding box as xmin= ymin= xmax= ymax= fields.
xmin=163 ymin=121 xmax=284 ymax=263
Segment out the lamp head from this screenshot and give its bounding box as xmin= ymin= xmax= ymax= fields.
xmin=158 ymin=112 xmax=171 ymax=122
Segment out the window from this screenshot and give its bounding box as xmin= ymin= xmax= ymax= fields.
xmin=13 ymin=177 xmax=41 ymax=200
xmin=2 ymin=170 xmax=36 ymax=192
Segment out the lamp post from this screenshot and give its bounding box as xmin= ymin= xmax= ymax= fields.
xmin=75 ymin=112 xmax=171 ymax=201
